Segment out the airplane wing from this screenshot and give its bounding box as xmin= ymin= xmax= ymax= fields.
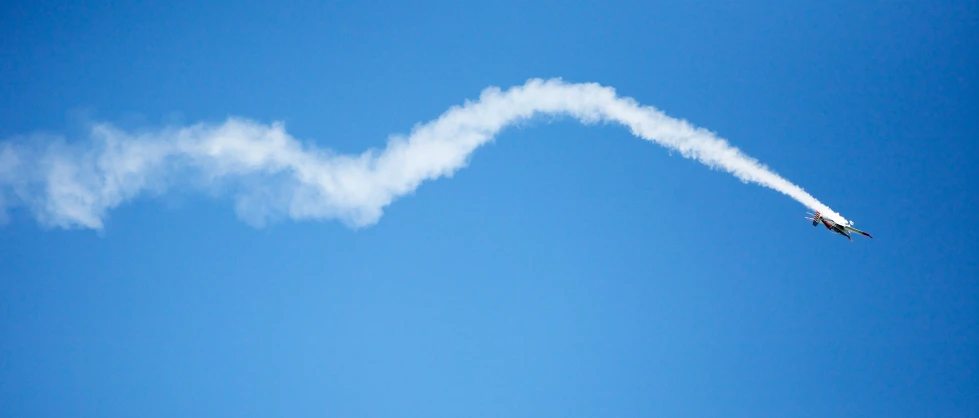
xmin=845 ymin=226 xmax=873 ymax=238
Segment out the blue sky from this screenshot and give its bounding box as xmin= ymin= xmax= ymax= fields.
xmin=1 ymin=1 xmax=977 ymax=416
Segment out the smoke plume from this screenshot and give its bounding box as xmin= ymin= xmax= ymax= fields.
xmin=0 ymin=78 xmax=850 ymax=230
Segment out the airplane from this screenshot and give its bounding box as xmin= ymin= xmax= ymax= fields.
xmin=806 ymin=211 xmax=873 ymax=241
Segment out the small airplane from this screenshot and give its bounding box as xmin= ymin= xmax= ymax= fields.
xmin=806 ymin=211 xmax=873 ymax=241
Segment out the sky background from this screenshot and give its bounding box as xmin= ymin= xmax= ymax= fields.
xmin=1 ymin=1 xmax=977 ymax=417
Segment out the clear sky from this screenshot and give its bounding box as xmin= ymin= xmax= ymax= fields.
xmin=1 ymin=1 xmax=977 ymax=417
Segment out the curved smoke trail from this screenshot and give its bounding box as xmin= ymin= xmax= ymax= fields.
xmin=0 ymin=78 xmax=849 ymax=230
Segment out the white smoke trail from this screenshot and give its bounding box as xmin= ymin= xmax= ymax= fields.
xmin=0 ymin=78 xmax=850 ymax=230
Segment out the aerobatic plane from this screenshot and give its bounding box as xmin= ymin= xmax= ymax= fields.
xmin=806 ymin=211 xmax=873 ymax=241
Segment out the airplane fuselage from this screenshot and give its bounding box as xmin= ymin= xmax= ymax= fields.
xmin=815 ymin=217 xmax=853 ymax=240
xmin=808 ymin=211 xmax=871 ymax=241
